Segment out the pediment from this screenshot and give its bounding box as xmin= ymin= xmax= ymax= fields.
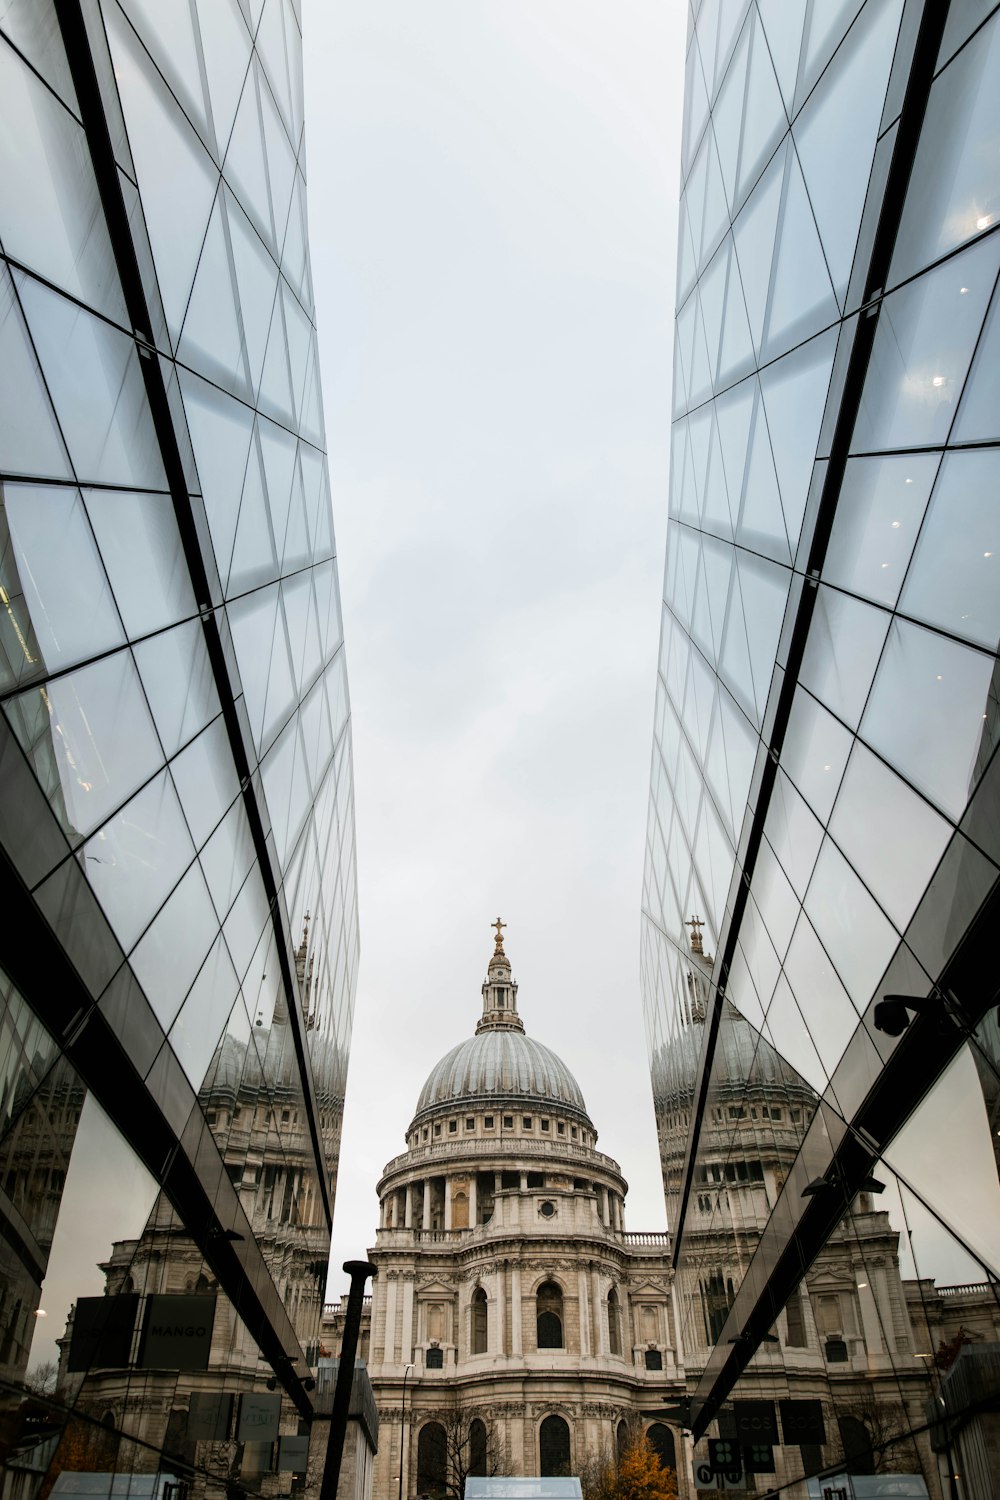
xmin=415 ymin=1279 xmax=456 ymax=1300
xmin=631 ymin=1279 xmax=669 ymax=1299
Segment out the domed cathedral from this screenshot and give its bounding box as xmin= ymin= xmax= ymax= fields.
xmin=366 ymin=923 xmax=681 ymax=1497
xmin=652 ymin=922 xmax=967 ymax=1492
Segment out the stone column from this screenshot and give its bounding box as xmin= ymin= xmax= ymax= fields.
xmin=379 ymin=1196 xmax=386 ymax=1229
xmin=600 ymin=1186 xmax=610 ymax=1225
xmin=384 ymin=1273 xmax=398 ymax=1365
xmin=404 ymin=1184 xmax=413 ymax=1229
xmin=578 ymin=1268 xmax=591 ymax=1357
xmin=520 ymin=1171 xmax=528 ymax=1191
xmin=469 ymin=1175 xmax=478 ymax=1226
xmin=400 ymin=1274 xmax=415 ymax=1364
xmin=510 ymin=1264 xmax=523 ymax=1355
xmin=499 ymin=1263 xmax=509 ymax=1356
xmin=444 ymin=1178 xmax=453 ymax=1231
xmin=423 ymin=1179 xmax=432 ymax=1232
xmin=592 ymin=1268 xmax=606 ymax=1355
xmin=859 ymin=1274 xmax=887 ymax=1356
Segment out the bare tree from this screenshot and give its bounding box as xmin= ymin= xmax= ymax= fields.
xmin=836 ymin=1390 xmax=922 ymax=1476
xmin=416 ymin=1407 xmax=509 ymax=1498
xmin=25 ymin=1360 xmax=58 ymax=1397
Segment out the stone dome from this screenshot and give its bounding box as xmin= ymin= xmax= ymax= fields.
xmin=412 ymin=1029 xmax=592 ymax=1126
xmin=408 ymin=924 xmax=595 ymax=1132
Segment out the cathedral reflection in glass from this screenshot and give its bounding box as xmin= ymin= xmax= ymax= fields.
xmin=0 ymin=1 xmax=357 ymax=1493
xmin=643 ymin=4 xmax=1000 ymax=1496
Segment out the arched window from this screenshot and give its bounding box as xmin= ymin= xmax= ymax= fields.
xmin=469 ymin=1418 xmax=488 ymax=1476
xmin=616 ymin=1420 xmax=629 ymax=1460
xmin=607 ymin=1287 xmax=622 ymax=1355
xmin=417 ymin=1421 xmax=448 ymax=1496
xmin=647 ymin=1424 xmax=676 ymax=1473
xmin=838 ymin=1415 xmax=875 ymax=1475
xmin=453 ymin=1191 xmax=469 ymax=1229
xmin=472 ymin=1287 xmax=488 ymax=1354
xmin=539 ymin=1414 xmax=571 ymax=1476
xmin=536 ymin=1281 xmax=564 ymax=1349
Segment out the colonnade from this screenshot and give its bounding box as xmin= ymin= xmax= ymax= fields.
xmin=379 ymin=1174 xmax=625 ymax=1233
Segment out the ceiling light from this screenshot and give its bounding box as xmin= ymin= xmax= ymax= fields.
xmin=932 ymin=376 xmax=946 ymax=387
xmin=976 ymin=214 xmax=992 ymax=230
xmin=892 ymin=520 xmax=901 ymax=528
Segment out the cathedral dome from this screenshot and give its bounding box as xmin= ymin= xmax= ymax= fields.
xmin=413 ymin=1029 xmax=590 ymax=1123
xmin=408 ymin=923 xmax=594 ymax=1132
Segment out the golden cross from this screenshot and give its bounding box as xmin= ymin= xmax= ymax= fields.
xmin=685 ymin=914 xmax=705 ymax=954
xmin=492 ymin=917 xmax=507 ymax=949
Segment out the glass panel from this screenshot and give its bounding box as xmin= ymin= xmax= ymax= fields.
xmin=130 ymin=860 xmax=219 ymax=1029
xmin=18 ymin=1091 xmax=160 ymax=1378
xmin=227 ymin=582 xmax=279 ymax=749
xmin=227 ymin=185 xmax=279 ymax=392
xmin=168 ymin=934 xmax=241 ymax=1089
xmin=84 ymin=489 xmax=197 ymax=638
xmin=170 ymin=715 xmax=241 ymax=849
xmin=779 ymin=686 xmax=853 ymax=824
xmin=758 ymin=328 xmax=836 ymax=553
xmin=200 ymin=799 xmax=256 ymax=921
xmin=852 ymin=230 xmax=1000 ymax=453
xmin=711 ymin=21 xmax=750 ymax=210
xmin=81 ymin=767 xmax=195 ymax=952
xmin=799 ymin=584 xmax=891 ymax=731
xmin=178 ymin=369 xmax=255 ymax=586
xmin=0 ymin=266 xmax=72 ymax=481
xmin=890 ymin=12 xmax=1000 ymax=284
xmin=756 ymin=0 xmax=804 ymax=115
xmin=884 ymin=1046 xmax=1000 ymax=1280
xmin=176 ymin=186 xmax=251 ymax=399
xmin=16 ymin=273 xmax=167 ymax=491
xmin=899 ymin=450 xmax=1000 ymax=650
xmin=0 ymin=0 xmax=79 ymax=109
xmin=793 ymin=0 xmax=902 ymax=304
xmin=952 ymin=270 xmax=1000 ymax=443
xmin=860 ymin=618 xmax=998 ymax=821
xmin=731 ymin=142 xmax=784 ymax=354
xmin=229 ymin=440 xmax=279 ymax=593
xmin=133 ymin=618 xmax=220 ymax=759
xmin=6 ymin=649 xmax=163 ymax=840
xmin=3 ymin=483 xmax=124 ymax=675
xmin=823 ymin=453 xmax=939 ymax=608
xmin=194 ymin=0 xmax=253 ymax=159
xmin=736 ymin=9 xmax=785 ymax=206
xmin=764 ymin=769 xmax=824 ymax=898
xmin=762 ymin=146 xmax=839 ymax=360
xmin=804 ymin=836 xmax=898 ymax=1008
xmin=105 ymin=3 xmax=220 ymax=343
xmin=738 ymin=398 xmax=789 ymax=561
xmin=734 ymin=550 xmax=790 ymax=719
xmin=779 ymin=915 xmax=858 ymax=1078
xmin=828 ymin=740 xmax=952 ymax=933
xmin=224 ymin=59 xmax=274 ymax=250
xmin=0 ymin=39 xmax=125 ymax=323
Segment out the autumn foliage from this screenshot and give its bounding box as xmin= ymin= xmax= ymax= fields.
xmin=581 ymin=1431 xmax=678 ymax=1500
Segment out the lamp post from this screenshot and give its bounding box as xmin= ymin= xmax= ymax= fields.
xmin=399 ymin=1361 xmax=415 ymax=1500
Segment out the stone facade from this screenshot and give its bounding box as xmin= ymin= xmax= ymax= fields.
xmin=354 ymin=931 xmax=680 ymax=1498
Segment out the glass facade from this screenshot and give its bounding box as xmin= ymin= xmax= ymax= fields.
xmin=0 ymin=1 xmax=357 ymax=1495
xmin=643 ymin=3 xmax=1000 ymax=1496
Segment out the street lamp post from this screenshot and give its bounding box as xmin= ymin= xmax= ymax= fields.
xmin=399 ymin=1361 xmax=415 ymax=1500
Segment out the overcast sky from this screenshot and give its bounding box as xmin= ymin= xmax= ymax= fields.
xmin=301 ymin=2 xmax=687 ymax=1291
